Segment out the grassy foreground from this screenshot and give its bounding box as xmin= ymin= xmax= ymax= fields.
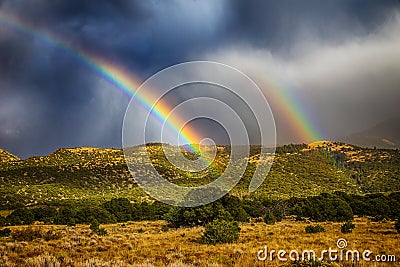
xmin=0 ymin=217 xmax=399 ymax=267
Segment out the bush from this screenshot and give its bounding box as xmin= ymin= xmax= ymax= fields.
xmin=42 ymin=229 xmax=62 ymax=241
xmin=263 ymin=212 xmax=276 ymax=225
xmin=273 ymin=209 xmax=284 ymax=222
xmin=11 ymin=227 xmax=43 ymax=241
xmin=90 ymin=219 xmax=107 ymax=236
xmin=201 ymin=219 xmax=241 ymax=245
xmin=10 ymin=227 xmax=61 ymax=241
xmin=305 ymin=225 xmax=325 ymax=234
xmin=0 ymin=228 xmax=11 ymax=237
xmin=341 ymin=221 xmax=355 ymax=234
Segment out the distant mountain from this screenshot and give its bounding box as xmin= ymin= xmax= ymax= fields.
xmin=0 ymin=148 xmax=20 ymax=163
xmin=341 ymin=118 xmax=400 ymax=149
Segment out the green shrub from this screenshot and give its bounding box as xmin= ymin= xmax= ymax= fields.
xmin=305 ymin=225 xmax=325 ymax=234
xmin=90 ymin=219 xmax=107 ymax=236
xmin=341 ymin=221 xmax=355 ymax=234
xmin=273 ymin=209 xmax=284 ymax=222
xmin=201 ymin=219 xmax=241 ymax=245
xmin=263 ymin=212 xmax=276 ymax=225
xmin=0 ymin=228 xmax=11 ymax=237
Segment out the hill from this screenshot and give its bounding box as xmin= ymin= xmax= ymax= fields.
xmin=341 ymin=117 xmax=400 ymax=149
xmin=0 ymin=149 xmax=20 ymax=163
xmin=0 ymin=142 xmax=399 ymax=208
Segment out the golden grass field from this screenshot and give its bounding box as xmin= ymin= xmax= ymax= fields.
xmin=0 ymin=217 xmax=399 ymax=267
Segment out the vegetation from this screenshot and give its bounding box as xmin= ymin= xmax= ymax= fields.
xmin=1 ymin=142 xmax=400 ymax=209
xmin=90 ymin=219 xmax=108 ymax=236
xmin=305 ymin=225 xmax=325 ymax=234
xmin=0 ymin=228 xmax=11 ymax=237
xmin=263 ymin=212 xmax=276 ymax=225
xmin=10 ymin=227 xmax=62 ymax=241
xmin=0 ymin=218 xmax=397 ymax=266
xmin=0 ymin=142 xmax=399 ymax=265
xmin=1 ymin=190 xmax=400 ymax=228
xmin=341 ymin=221 xmax=355 ymax=234
xmin=201 ymin=219 xmax=241 ymax=245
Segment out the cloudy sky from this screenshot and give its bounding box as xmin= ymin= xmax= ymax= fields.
xmin=0 ymin=0 xmax=399 ymax=158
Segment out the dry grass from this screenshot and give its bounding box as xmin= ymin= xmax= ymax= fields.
xmin=0 ymin=218 xmax=399 ymax=266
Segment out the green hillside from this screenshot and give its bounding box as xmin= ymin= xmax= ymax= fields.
xmin=0 ymin=141 xmax=399 ymax=209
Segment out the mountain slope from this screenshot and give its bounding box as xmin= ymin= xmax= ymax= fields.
xmin=0 ymin=142 xmax=399 ymax=208
xmin=0 ymin=148 xmax=20 ymax=163
xmin=341 ymin=118 xmax=400 ymax=149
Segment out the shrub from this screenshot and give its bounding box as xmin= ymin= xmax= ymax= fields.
xmin=42 ymin=229 xmax=62 ymax=241
xmin=341 ymin=221 xmax=355 ymax=234
xmin=305 ymin=225 xmax=325 ymax=234
xmin=273 ymin=209 xmax=284 ymax=222
xmin=0 ymin=227 xmax=11 ymax=237
xmin=90 ymin=219 xmax=107 ymax=236
xmin=201 ymin=219 xmax=241 ymax=245
xmin=11 ymin=227 xmax=42 ymax=241
xmin=263 ymin=212 xmax=276 ymax=225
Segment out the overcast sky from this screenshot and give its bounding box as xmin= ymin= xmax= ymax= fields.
xmin=0 ymin=0 xmax=399 ymax=158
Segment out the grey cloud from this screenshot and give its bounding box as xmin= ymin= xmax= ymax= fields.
xmin=206 ymin=11 xmax=400 ymax=143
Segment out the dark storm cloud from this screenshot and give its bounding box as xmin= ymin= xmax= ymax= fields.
xmin=0 ymin=0 xmax=399 ymax=157
xmin=208 ymin=6 xmax=400 ymax=143
xmin=224 ymin=0 xmax=400 ymax=51
xmin=0 ymin=0 xmax=226 ymax=157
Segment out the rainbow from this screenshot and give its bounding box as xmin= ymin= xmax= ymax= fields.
xmin=0 ymin=11 xmax=202 ymax=150
xmin=255 ymin=75 xmax=323 ymax=143
xmin=0 ymin=11 xmax=323 ymax=147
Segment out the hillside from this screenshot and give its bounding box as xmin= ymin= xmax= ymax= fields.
xmin=0 ymin=149 xmax=20 ymax=163
xmin=0 ymin=142 xmax=399 ymax=208
xmin=341 ymin=117 xmax=400 ymax=149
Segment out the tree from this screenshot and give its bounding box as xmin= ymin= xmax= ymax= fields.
xmin=103 ymin=198 xmax=133 ymax=222
xmin=7 ymin=209 xmax=34 ymax=225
